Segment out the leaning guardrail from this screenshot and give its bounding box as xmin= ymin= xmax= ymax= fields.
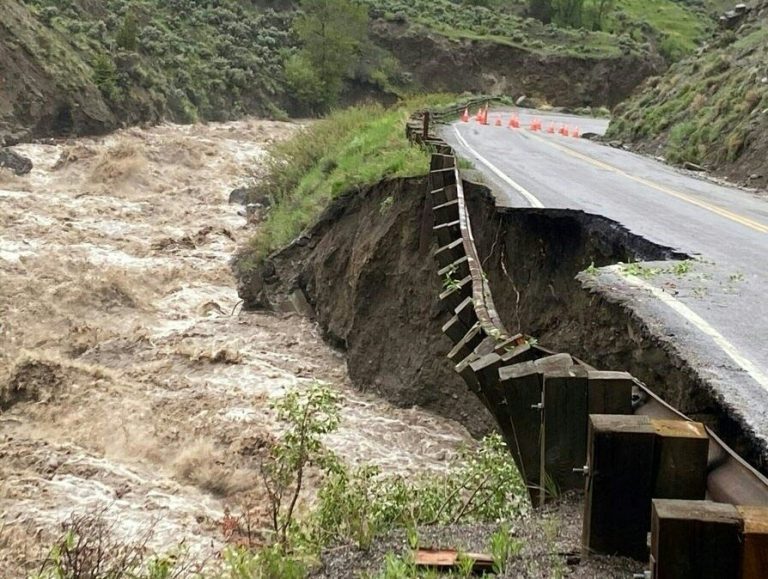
xmin=406 ymin=108 xmax=768 ymax=578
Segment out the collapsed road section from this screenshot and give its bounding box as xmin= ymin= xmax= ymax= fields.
xmin=408 ymin=109 xmax=768 ymax=576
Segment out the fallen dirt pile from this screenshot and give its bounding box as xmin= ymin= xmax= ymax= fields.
xmin=0 ymin=120 xmax=473 ymax=576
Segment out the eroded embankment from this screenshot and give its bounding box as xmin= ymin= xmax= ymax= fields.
xmin=239 ymin=174 xmax=764 ymax=469
xmin=237 ymin=177 xmax=495 ymax=438
xmin=464 ymin=182 xmax=765 ymax=467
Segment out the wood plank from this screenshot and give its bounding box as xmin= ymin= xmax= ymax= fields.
xmin=437 ymin=255 xmax=470 ymax=281
xmin=447 ymin=322 xmax=482 ymax=364
xmin=433 ymin=198 xmax=460 ymax=224
xmin=439 ymin=275 xmax=472 ymax=312
xmin=498 ymin=360 xmax=546 ymax=502
xmin=413 ymin=549 xmax=494 ymax=572
xmin=651 ymin=420 xmax=708 ymax=500
xmin=433 ymin=237 xmax=464 ymax=269
xmin=583 ymin=415 xmax=656 ymax=561
xmin=541 ymin=368 xmax=589 ymax=503
xmin=737 ymin=506 xmax=768 ymax=579
xmin=651 ymin=499 xmax=740 ymax=579
xmin=442 ymin=314 xmax=471 ymax=344
xmin=433 ymin=220 xmax=461 ymax=247
xmin=587 ymin=370 xmax=634 ymax=415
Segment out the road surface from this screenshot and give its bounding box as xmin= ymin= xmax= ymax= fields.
xmin=444 ymin=108 xmax=768 ymax=453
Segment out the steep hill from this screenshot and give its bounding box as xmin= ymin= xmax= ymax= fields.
xmin=607 ymin=2 xmax=768 ymax=186
xmin=0 ymin=0 xmax=291 ymax=142
xmin=1 ymin=0 xmax=728 ymax=142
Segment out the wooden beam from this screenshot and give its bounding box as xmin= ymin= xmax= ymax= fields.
xmin=651 ymin=499 xmax=741 ymax=579
xmin=737 ymin=506 xmax=768 ymax=579
xmin=583 ymin=416 xmax=709 ymax=560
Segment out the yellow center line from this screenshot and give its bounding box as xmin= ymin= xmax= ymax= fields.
xmin=522 ymin=130 xmax=768 ymax=235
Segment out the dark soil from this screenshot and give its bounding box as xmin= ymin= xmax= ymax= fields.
xmin=237 ymin=174 xmax=766 ymax=466
xmin=371 ymin=20 xmax=664 ymax=109
xmin=236 ymin=177 xmax=495 ymax=438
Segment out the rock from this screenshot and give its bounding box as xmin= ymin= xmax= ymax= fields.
xmin=0 ymin=149 xmax=33 ymax=176
xmin=516 ymin=95 xmax=528 ymax=106
xmin=228 ymin=186 xmax=250 ymax=205
xmin=683 ymin=161 xmax=705 ymax=171
xmin=580 ymin=132 xmax=601 ymax=141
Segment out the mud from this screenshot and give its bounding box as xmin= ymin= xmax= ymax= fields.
xmin=0 ymin=121 xmax=474 ymax=576
xmin=237 ymin=177 xmax=495 ymax=438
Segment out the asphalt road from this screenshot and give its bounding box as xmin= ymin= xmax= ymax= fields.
xmin=444 ymin=108 xmax=768 ymax=452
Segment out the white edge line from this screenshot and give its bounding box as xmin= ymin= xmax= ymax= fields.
xmin=606 ymin=264 xmax=768 ymax=392
xmin=452 ymin=126 xmax=545 ymax=209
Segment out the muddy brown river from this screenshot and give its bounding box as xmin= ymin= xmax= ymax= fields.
xmin=0 ymin=120 xmax=472 ymax=575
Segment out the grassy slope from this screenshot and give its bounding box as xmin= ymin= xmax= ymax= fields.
xmin=12 ymin=0 xmax=291 ymax=125
xmin=6 ymin=0 xmax=723 ymax=131
xmin=365 ymin=0 xmax=722 ymax=59
xmin=237 ymin=97 xmax=459 ymax=268
xmin=607 ymin=7 xmax=768 ymax=181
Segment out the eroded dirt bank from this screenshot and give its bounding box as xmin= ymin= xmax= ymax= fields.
xmin=237 ymin=177 xmax=495 ymax=438
xmin=0 ymin=122 xmax=474 ymax=576
xmin=239 ymin=172 xmax=766 ymax=473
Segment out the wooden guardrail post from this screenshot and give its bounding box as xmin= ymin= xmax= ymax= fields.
xmin=738 ymin=506 xmax=768 ymax=578
xmin=583 ymin=416 xmax=709 ymax=560
xmin=651 ymin=499 xmax=741 ymax=579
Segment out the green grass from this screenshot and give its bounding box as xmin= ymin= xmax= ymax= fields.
xmin=608 ymin=15 xmax=768 ymax=172
xmin=607 ymin=0 xmax=711 ymax=58
xmin=238 ymin=96 xmax=455 ymax=268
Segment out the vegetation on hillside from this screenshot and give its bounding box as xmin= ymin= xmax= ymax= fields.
xmin=4 ymin=0 xmax=729 ymax=138
xmin=236 ymin=96 xmax=461 ymax=269
xmin=607 ymin=6 xmax=768 ymax=182
xmin=21 ymin=0 xmax=293 ymax=122
xmin=366 ymin=0 xmax=724 ymax=60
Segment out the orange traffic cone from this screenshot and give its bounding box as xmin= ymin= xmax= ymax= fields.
xmin=481 ymin=107 xmax=489 ymax=125
xmin=572 ymin=126 xmax=580 ymax=138
xmin=475 ymin=109 xmax=482 ymax=122
xmin=547 ymin=122 xmax=555 ymax=134
xmin=461 ymin=108 xmax=470 ymax=123
xmin=495 ymin=117 xmax=502 ymax=127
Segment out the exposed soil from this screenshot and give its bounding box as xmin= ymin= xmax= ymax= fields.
xmin=371 ymin=19 xmax=664 ymax=108
xmin=237 ymin=177 xmax=496 ymax=438
xmin=0 ymin=121 xmax=474 ymax=577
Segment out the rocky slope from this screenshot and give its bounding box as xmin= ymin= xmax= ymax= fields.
xmin=607 ymin=2 xmax=768 ymax=186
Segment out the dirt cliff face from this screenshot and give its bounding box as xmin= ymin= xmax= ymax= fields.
xmin=0 ymin=1 xmax=116 ymax=143
xmin=371 ymin=20 xmax=664 ymax=108
xmin=236 ymin=177 xmax=495 ymax=438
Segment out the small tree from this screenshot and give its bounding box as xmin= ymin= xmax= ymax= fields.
xmin=288 ymin=0 xmax=369 ymax=111
xmin=116 ymin=10 xmax=139 ymax=52
xmin=261 ymin=383 xmax=341 ymax=550
xmin=92 ymin=53 xmax=119 ymax=100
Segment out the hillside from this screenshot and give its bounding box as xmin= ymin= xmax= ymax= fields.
xmin=1 ymin=0 xmax=728 ymax=143
xmin=607 ymin=1 xmax=768 ymax=186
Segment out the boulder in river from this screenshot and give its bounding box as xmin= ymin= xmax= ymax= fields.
xmin=0 ymin=149 xmax=33 ymax=175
